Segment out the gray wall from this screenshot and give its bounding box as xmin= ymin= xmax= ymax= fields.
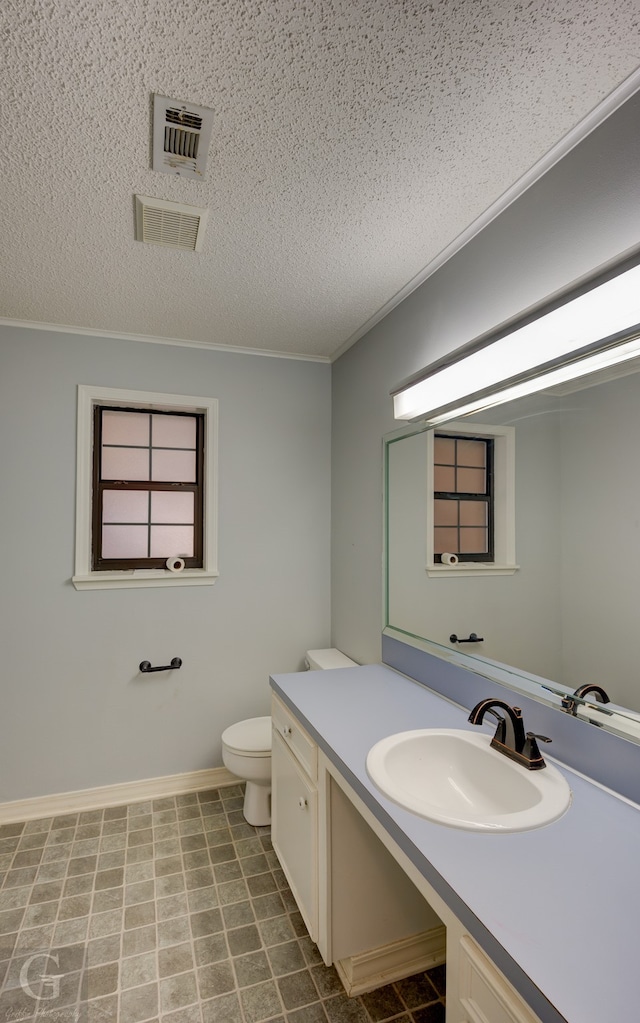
xmin=0 ymin=327 xmax=331 ymax=801
xmin=332 ymin=89 xmax=640 ymax=665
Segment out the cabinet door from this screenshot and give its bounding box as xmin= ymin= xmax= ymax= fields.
xmin=271 ymin=729 xmax=318 ymax=941
xmin=458 ymin=935 xmax=542 ymax=1023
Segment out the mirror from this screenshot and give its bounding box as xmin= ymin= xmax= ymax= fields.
xmin=385 ymin=358 xmax=640 ymax=742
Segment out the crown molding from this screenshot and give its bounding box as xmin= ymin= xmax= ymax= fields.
xmin=0 ymin=318 xmax=331 ymax=364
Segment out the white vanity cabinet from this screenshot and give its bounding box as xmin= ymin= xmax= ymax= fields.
xmin=271 ymin=695 xmax=445 ymax=991
xmin=271 ymin=695 xmax=318 ymax=941
xmin=271 ymin=692 xmax=544 ymax=1023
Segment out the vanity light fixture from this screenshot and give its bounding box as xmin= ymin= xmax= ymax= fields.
xmin=392 ymin=257 xmax=640 ymax=424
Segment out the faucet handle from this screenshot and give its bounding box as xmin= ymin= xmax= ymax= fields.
xmin=521 ymin=731 xmax=551 ymax=770
xmin=560 ymin=695 xmax=577 ymax=715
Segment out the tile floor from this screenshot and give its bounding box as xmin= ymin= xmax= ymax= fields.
xmin=0 ymin=785 xmax=446 ymax=1023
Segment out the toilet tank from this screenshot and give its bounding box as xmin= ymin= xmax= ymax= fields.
xmin=305 ymin=648 xmax=358 ymax=670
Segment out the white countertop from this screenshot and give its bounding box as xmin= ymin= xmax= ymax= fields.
xmin=270 ymin=662 xmax=640 ymax=1023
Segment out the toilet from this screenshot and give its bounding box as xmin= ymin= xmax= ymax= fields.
xmin=220 ymin=716 xmax=273 ymax=827
xmin=221 ymin=648 xmax=358 ymax=826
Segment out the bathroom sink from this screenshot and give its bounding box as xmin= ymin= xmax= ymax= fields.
xmin=366 ymin=729 xmax=571 ymax=832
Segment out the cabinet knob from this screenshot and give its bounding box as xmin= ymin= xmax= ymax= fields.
xmin=282 ymin=726 xmax=292 ymax=736
xmin=298 ymin=797 xmax=308 ymax=809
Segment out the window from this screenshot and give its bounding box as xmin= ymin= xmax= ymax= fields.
xmin=426 ymin=421 xmax=517 ymax=577
xmin=433 ymin=434 xmax=493 ymax=563
xmin=92 ymin=406 xmax=204 ymax=570
xmin=74 ymin=386 xmax=218 ymax=590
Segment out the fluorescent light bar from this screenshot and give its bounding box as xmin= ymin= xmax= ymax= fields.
xmin=393 ymin=262 xmax=640 ymax=422
xmin=426 ymin=332 xmax=640 ymax=424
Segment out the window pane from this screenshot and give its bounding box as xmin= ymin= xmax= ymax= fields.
xmin=152 ymin=414 xmax=196 ymax=449
xmin=151 ymin=449 xmax=196 ymax=482
xmin=434 ymin=436 xmax=455 ymax=464
xmin=102 ymin=525 xmax=148 ymax=558
xmin=102 ymin=447 xmax=150 ymax=481
xmin=460 ymin=527 xmax=488 ymax=554
xmin=434 ymin=527 xmax=459 ymax=554
xmin=434 ymin=465 xmax=455 ymax=491
xmin=103 ymin=490 xmax=149 ymax=523
xmin=150 ymin=525 xmax=194 ymax=558
xmin=459 ymin=501 xmax=487 ymax=526
xmin=434 ymin=499 xmax=458 ymax=526
xmin=456 ymin=467 xmax=486 ymax=494
xmin=151 ymin=491 xmax=194 ymax=524
xmin=457 ymin=439 xmax=486 ymax=467
xmin=102 ymin=411 xmax=149 ymax=446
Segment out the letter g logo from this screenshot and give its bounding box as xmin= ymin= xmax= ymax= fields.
xmin=19 ymin=952 xmax=63 ymax=1001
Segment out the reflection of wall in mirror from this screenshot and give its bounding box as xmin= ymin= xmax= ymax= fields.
xmin=560 ymin=369 xmax=640 ymax=712
xmin=387 ymin=367 xmax=640 ymax=712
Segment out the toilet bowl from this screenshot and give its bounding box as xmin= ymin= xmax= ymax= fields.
xmin=221 ymin=716 xmax=272 ymax=827
xmin=221 ymin=648 xmax=358 ymax=826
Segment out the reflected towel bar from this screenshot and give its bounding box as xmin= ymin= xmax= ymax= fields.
xmin=450 ymin=633 xmax=484 ymax=644
xmin=139 ymin=657 xmax=182 ymax=673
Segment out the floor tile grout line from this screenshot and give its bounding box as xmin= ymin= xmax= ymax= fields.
xmin=149 ymin=797 xmax=166 ymax=1023
xmin=217 ymin=791 xmax=244 ymax=1023
xmin=169 ymin=791 xmax=207 ymax=1023
xmin=129 ymin=795 xmax=180 ymax=1022
xmin=154 ymin=788 xmax=242 ymax=1021
xmin=222 ymin=788 xmax=273 ymax=1023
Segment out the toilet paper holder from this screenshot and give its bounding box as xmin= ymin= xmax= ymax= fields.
xmin=139 ymin=657 xmax=182 ymax=673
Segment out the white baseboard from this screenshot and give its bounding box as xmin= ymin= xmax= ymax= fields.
xmin=0 ymin=767 xmax=239 ymax=824
xmin=335 ymin=926 xmax=447 ymax=997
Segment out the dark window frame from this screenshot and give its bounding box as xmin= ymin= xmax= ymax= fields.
xmin=433 ymin=433 xmax=494 ymax=563
xmin=91 ymin=404 xmax=205 ymax=571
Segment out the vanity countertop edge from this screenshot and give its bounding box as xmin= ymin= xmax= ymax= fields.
xmin=270 ymin=662 xmax=640 ymax=1023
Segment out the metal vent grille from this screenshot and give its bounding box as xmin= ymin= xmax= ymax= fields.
xmin=135 ymin=196 xmax=209 ymax=252
xmin=165 ymin=107 xmax=202 ymax=130
xmin=164 ymin=126 xmax=199 ymax=162
xmin=152 ymin=95 xmax=214 ymax=179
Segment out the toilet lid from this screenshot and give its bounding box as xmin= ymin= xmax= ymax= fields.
xmin=222 ymin=716 xmax=272 ymax=755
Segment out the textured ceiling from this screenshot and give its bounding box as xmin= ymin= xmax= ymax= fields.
xmin=1 ymin=1 xmax=639 ymax=359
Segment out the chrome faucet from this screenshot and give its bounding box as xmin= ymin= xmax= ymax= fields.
xmin=561 ymin=684 xmax=611 ymax=716
xmin=468 ymin=698 xmax=551 ymax=771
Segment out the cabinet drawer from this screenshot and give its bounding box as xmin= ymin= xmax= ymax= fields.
xmin=459 ymin=935 xmax=542 ymax=1023
xmin=272 ymin=695 xmax=317 ymax=780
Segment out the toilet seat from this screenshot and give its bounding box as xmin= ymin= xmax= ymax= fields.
xmin=222 ymin=716 xmax=271 ymax=757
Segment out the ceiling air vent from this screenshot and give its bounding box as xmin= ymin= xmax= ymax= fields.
xmin=135 ymin=195 xmax=209 ymax=252
xmin=152 ymin=95 xmax=214 ymax=179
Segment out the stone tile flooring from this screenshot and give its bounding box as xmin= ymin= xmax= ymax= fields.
xmin=0 ymin=785 xmax=446 ymax=1022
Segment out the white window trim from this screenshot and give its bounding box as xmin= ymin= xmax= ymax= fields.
xmin=426 ymin=421 xmax=518 ymax=577
xmin=73 ymin=385 xmax=219 ymax=590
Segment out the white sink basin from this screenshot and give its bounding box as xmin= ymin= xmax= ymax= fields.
xmin=366 ymin=728 xmax=571 ymax=832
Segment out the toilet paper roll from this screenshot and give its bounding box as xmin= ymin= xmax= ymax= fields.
xmin=441 ymin=552 xmax=459 ymax=566
xmin=166 ymin=556 xmax=185 ymax=573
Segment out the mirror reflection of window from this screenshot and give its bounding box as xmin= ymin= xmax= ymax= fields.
xmin=433 ymin=435 xmax=493 ymax=562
